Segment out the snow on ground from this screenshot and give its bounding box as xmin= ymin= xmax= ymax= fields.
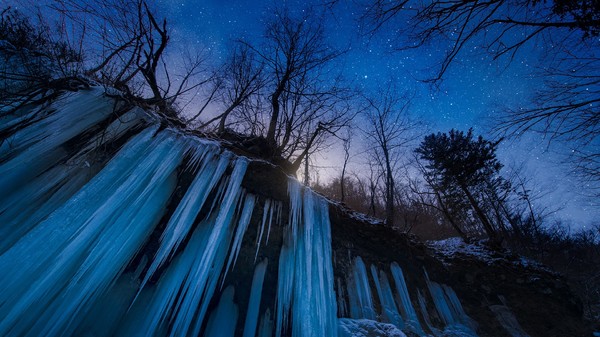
xmin=426 ymin=237 xmax=503 ymax=265
xmin=426 ymin=237 xmax=549 ymax=272
xmin=338 ymin=318 xmax=407 ymax=337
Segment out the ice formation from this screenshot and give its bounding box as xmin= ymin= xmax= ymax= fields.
xmin=390 ymin=263 xmax=424 ymax=335
xmin=243 ymin=259 xmax=268 ymax=337
xmin=0 ymin=90 xmax=339 ymax=337
xmin=370 ymin=265 xmax=404 ymax=328
xmin=275 ymin=180 xmax=338 ymax=337
xmin=347 ymin=257 xmax=377 ymax=320
xmin=0 ymin=88 xmax=485 ymax=336
xmin=338 ymin=318 xmax=407 ymax=337
xmin=425 ymin=270 xmax=478 ymax=336
xmin=342 ymin=258 xmax=480 ymax=336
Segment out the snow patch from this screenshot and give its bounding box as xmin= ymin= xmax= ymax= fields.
xmin=338 ymin=318 xmax=407 ymax=337
xmin=427 ymin=237 xmax=550 ymax=273
xmin=426 ymin=237 xmax=502 ymax=265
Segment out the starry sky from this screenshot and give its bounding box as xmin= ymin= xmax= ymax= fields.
xmin=156 ymin=0 xmax=537 ymax=129
xmin=151 ymin=0 xmax=598 ymax=226
xmin=7 ymin=0 xmax=597 ymax=227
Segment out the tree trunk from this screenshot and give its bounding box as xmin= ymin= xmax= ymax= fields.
xmin=340 ymin=161 xmax=347 ymax=203
xmin=383 ymin=148 xmax=395 ymax=227
xmin=217 ymin=105 xmax=236 ymax=133
xmin=435 ymin=191 xmax=468 ymax=241
xmin=459 ymin=183 xmax=499 ymax=243
xmin=303 ymin=155 xmax=310 ymax=185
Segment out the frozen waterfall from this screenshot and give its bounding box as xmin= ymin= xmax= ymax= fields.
xmin=0 ymin=90 xmax=338 ymax=337
xmin=0 ymin=88 xmax=482 ymax=337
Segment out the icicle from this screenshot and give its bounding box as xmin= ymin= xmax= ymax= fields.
xmin=204 ymin=286 xmax=239 ymax=337
xmin=0 ymin=109 xmax=142 ymax=254
xmin=275 ymin=179 xmax=338 ymax=337
xmin=390 ymin=262 xmax=424 ymax=335
xmin=275 ymin=240 xmax=295 ymax=337
xmin=140 ymin=147 xmax=231 ymax=289
xmin=119 ymin=157 xmax=248 ymax=337
xmin=74 ymin=271 xmax=144 ymax=337
xmin=169 ymin=157 xmax=248 ymax=337
xmin=243 ymin=258 xmax=269 ymax=337
xmin=267 ymin=201 xmax=282 ymax=244
xmin=258 ymin=309 xmax=273 ymax=337
xmin=0 ymin=162 xmax=91 ymax=253
xmin=347 ymin=257 xmax=376 ymax=320
xmin=312 ymin=185 xmax=339 ymax=337
xmin=337 ymin=277 xmax=348 ymax=318
xmin=441 ymin=285 xmax=478 ymax=334
xmin=417 ymin=290 xmax=441 ymax=337
xmin=0 ymin=128 xmax=186 ymax=337
xmin=223 ymin=193 xmax=257 ymax=281
xmin=0 ymin=89 xmax=120 ymax=197
xmin=0 ymin=125 xmax=160 ymax=318
xmin=370 ymin=265 xmax=404 ymax=329
xmin=489 ymin=305 xmax=529 ymax=337
xmin=255 ymin=199 xmax=272 ymax=262
xmin=424 ymin=270 xmax=477 ymax=336
xmin=117 ymin=215 xmax=216 ymax=337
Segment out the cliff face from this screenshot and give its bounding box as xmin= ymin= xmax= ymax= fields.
xmin=247 ymin=160 xmax=592 ymax=337
xmin=0 ymin=86 xmax=594 ymax=337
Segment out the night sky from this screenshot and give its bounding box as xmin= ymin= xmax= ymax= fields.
xmin=7 ymin=0 xmax=598 ymax=226
xmin=151 ymin=0 xmax=596 ymax=226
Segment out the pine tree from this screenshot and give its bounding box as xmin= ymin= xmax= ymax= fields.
xmin=415 ymin=128 xmax=504 ymax=243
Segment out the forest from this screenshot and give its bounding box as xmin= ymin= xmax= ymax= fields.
xmin=1 ymin=0 xmax=599 ymax=325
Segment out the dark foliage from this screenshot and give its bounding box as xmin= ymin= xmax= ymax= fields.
xmin=416 ymin=129 xmax=502 ymax=190
xmin=0 ymin=8 xmax=49 ymax=51
xmin=415 ymin=129 xmax=505 ymax=242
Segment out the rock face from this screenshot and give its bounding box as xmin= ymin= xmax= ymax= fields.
xmin=0 ymin=87 xmax=595 ymax=337
xmin=252 ymin=164 xmax=593 ymax=337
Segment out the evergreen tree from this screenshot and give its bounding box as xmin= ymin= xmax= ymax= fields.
xmin=415 ymin=128 xmax=504 ymax=243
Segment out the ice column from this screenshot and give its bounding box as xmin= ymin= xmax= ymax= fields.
xmin=370 ymin=265 xmax=404 ymax=329
xmin=0 ymin=89 xmax=119 ymax=196
xmin=243 ymin=258 xmax=269 ymax=337
xmin=0 ymin=128 xmax=186 ymax=337
xmin=390 ymin=262 xmax=424 ymax=335
xmin=275 ymin=180 xmax=338 ymax=337
xmin=204 ymin=286 xmax=239 ymax=337
xmin=140 ymin=144 xmax=231 ymax=287
xmin=128 ymin=158 xmax=249 ymax=337
xmin=0 ymin=96 xmax=141 ymax=254
xmin=425 ymin=271 xmax=477 ymax=336
xmin=347 ymin=257 xmax=376 ymax=320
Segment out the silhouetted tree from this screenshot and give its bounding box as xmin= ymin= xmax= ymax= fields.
xmin=340 ymin=129 xmax=352 ymax=202
xmin=363 ymin=83 xmax=418 ymax=227
xmin=415 ymin=129 xmax=504 ymax=243
xmin=51 ymin=0 xmax=216 ymax=119
xmin=241 ymin=6 xmax=353 ymax=175
xmin=256 ymin=8 xmax=343 ymax=147
xmin=199 ymin=44 xmax=265 ymax=132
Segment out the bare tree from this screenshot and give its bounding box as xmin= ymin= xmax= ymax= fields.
xmin=360 ymin=0 xmax=599 ymax=81
xmin=498 ymin=52 xmax=600 ymax=194
xmin=244 ymin=7 xmax=347 ymax=148
xmin=199 ymin=44 xmax=265 ymax=132
xmin=232 ymin=7 xmax=355 ymax=177
xmin=412 ymin=158 xmax=469 ymax=240
xmin=362 ymin=82 xmax=419 ymax=227
xmin=49 ymin=0 xmax=217 ymax=119
xmin=340 ymin=129 xmax=352 ymax=203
